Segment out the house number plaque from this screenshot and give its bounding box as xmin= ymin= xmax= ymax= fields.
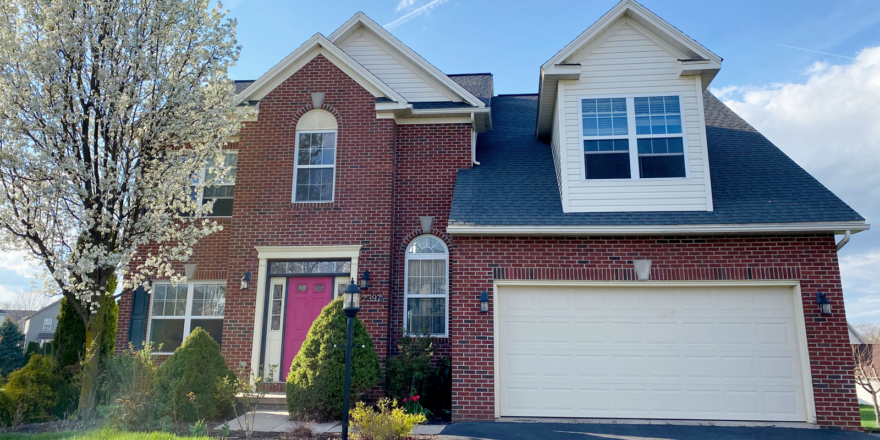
xmin=362 ymin=294 xmax=385 ymax=302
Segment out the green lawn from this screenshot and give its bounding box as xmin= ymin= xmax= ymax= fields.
xmin=0 ymin=431 xmax=210 ymax=440
xmin=861 ymin=404 xmax=878 ymax=431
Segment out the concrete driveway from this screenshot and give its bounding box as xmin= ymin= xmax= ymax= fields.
xmin=439 ymin=422 xmax=877 ymax=440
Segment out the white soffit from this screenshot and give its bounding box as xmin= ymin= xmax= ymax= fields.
xmin=234 ymin=33 xmax=406 ymax=106
xmin=328 ymin=12 xmax=486 ymax=108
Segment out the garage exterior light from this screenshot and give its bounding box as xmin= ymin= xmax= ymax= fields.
xmin=632 ymin=259 xmax=652 ymax=280
xmin=816 ymin=292 xmax=832 ymax=315
xmin=480 ymin=291 xmax=489 ymax=313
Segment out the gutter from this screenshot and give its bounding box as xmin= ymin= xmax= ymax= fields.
xmin=446 ymin=221 xmax=870 ymax=237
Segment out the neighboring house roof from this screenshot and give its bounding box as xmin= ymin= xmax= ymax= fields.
xmin=21 ymin=298 xmax=62 ymax=324
xmin=448 ymin=74 xmax=493 ymax=106
xmin=234 ymin=80 xmax=254 ymax=94
xmin=448 ymin=92 xmax=865 ymax=233
xmin=4 ymin=309 xmax=33 ymax=325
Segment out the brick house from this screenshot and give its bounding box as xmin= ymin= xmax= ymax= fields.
xmin=116 ymin=0 xmax=868 ymax=429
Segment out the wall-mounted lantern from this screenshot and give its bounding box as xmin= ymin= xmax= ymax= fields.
xmin=240 ymin=271 xmax=252 ymax=290
xmin=359 ymin=270 xmax=370 ymax=289
xmin=480 ymin=291 xmax=489 ymax=313
xmin=816 ymin=292 xmax=832 ymax=315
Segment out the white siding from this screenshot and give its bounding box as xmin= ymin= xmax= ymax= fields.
xmin=341 ymin=33 xmax=450 ymax=102
xmin=551 ymin=96 xmax=563 ymax=196
xmin=560 ymin=18 xmax=712 ymax=213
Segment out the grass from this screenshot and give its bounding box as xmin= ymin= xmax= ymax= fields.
xmin=0 ymin=431 xmax=211 ymax=440
xmin=861 ymin=404 xmax=878 ymax=431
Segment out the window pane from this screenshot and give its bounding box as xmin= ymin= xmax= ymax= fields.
xmin=583 ymin=98 xmax=627 ymax=136
xmin=273 ymin=285 xmax=283 ymax=299
xmin=637 ymin=138 xmax=652 ymax=155
xmin=406 ymin=298 xmax=446 ymax=335
xmin=585 ymin=153 xmax=631 ymax=179
xmin=667 ymin=137 xmax=684 ymax=153
xmin=210 ymin=198 xmax=233 ymax=216
xmin=192 ymin=285 xmax=224 ymax=316
xmin=272 ymin=299 xmax=282 ymax=315
xmin=666 ymin=115 xmax=682 ymax=134
xmin=150 ymin=319 xmax=185 ymax=352
xmin=635 ymin=116 xmax=651 ymax=135
xmin=191 ymin=319 xmax=223 ymax=346
xmin=634 ymin=97 xmax=650 ymax=115
xmin=408 ymin=236 xmax=446 ymax=254
xmin=584 ymin=140 xmax=598 ymax=152
xmin=639 ymin=155 xmax=686 ymax=178
xmin=271 ymin=316 xmax=281 ymax=331
xmin=650 ymin=116 xmax=667 ymax=134
xmin=582 ymin=117 xmax=598 ymax=137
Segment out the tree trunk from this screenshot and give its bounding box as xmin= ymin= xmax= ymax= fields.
xmin=872 ymin=391 xmax=880 ymax=428
xmin=77 ymin=293 xmax=108 ymax=418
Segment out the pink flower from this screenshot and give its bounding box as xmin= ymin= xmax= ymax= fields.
xmin=414 ymin=395 xmax=420 ymax=401
xmin=403 ymin=398 xmax=407 ymax=403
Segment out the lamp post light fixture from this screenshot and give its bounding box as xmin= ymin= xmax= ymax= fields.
xmin=341 ymin=279 xmax=362 ymax=440
xmin=480 ymin=291 xmax=489 ymax=313
xmin=816 ymin=292 xmax=832 ymax=315
xmin=240 ymin=271 xmax=252 ymax=289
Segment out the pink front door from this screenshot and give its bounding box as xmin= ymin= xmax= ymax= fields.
xmin=283 ymin=277 xmax=333 ymax=375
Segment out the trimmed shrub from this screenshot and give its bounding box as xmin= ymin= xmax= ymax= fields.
xmin=5 ymin=354 xmax=69 ymax=423
xmin=153 ymin=327 xmax=234 ymax=422
xmin=286 ymin=297 xmax=380 ymax=421
xmin=0 ymin=320 xmax=25 ymax=375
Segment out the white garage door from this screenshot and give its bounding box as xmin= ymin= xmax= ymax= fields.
xmin=497 ymin=284 xmax=810 ymax=422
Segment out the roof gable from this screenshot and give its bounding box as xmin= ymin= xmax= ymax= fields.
xmin=544 ymin=0 xmax=721 ymax=69
xmin=328 ymin=12 xmax=485 ymax=108
xmin=235 ymin=33 xmax=407 ymax=105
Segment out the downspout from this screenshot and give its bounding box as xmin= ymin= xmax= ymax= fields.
xmin=471 ymin=114 xmax=480 ymax=166
xmin=836 ymin=229 xmax=851 ymax=251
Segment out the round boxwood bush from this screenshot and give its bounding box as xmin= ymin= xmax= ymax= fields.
xmin=287 ymin=297 xmax=379 ymax=421
xmin=153 ymin=327 xmax=235 ymax=421
xmin=5 ymin=354 xmax=67 ymax=423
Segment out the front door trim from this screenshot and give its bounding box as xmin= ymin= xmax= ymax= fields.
xmin=491 ymin=279 xmax=814 ymax=424
xmin=251 ymin=245 xmax=361 ymax=378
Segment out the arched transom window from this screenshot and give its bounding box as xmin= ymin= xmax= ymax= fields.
xmin=293 ymin=109 xmax=338 ymax=203
xmin=404 ymin=235 xmax=448 ymax=337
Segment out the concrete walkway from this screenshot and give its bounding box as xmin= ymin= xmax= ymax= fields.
xmin=216 ymin=407 xmax=446 ymax=435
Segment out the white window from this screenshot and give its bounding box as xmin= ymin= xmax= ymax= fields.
xmin=270 ymin=284 xmax=284 ymax=331
xmin=148 ymin=283 xmax=225 ymax=353
xmin=192 ymin=151 xmax=237 ymax=217
xmin=404 ymin=235 xmax=448 ymax=337
xmin=580 ymin=95 xmax=687 ymax=180
xmin=42 ymin=318 xmax=52 ymax=332
xmin=293 ymin=131 xmax=337 ymax=202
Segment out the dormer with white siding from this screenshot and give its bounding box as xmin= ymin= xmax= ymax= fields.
xmin=537 ymin=0 xmax=722 ymax=213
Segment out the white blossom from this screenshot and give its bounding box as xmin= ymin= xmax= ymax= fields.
xmin=0 ymin=0 xmax=243 ymax=318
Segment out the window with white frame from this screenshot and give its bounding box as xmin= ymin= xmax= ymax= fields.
xmin=190 ymin=151 xmax=237 ymax=216
xmin=294 ymin=131 xmax=337 ymax=202
xmin=270 ymin=284 xmax=283 ymax=331
xmin=580 ymin=95 xmax=686 ymax=180
xmin=42 ymin=318 xmax=52 ymax=332
xmin=404 ymin=235 xmax=448 ymax=337
xmin=149 ymin=283 xmax=225 ymax=353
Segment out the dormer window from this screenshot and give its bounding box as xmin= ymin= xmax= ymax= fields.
xmin=580 ymin=94 xmax=688 ymax=180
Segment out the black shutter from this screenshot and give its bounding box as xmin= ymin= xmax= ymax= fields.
xmin=127 ymin=287 xmax=149 ymax=350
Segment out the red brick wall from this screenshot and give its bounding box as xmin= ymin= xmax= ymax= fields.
xmin=449 ymin=234 xmax=860 ymax=429
xmin=390 ymin=124 xmax=471 ymax=358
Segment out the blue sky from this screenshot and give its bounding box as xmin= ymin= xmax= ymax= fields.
xmin=3 ymin=0 xmax=880 ymax=322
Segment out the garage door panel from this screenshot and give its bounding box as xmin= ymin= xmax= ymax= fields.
xmin=497 ymin=285 xmax=808 ymax=422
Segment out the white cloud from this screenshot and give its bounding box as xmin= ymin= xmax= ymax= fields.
xmin=719 ymin=45 xmax=880 ymax=323
xmin=396 ymin=0 xmax=417 ymax=11
xmin=0 ymin=250 xmax=40 ymax=278
xmin=384 ymin=0 xmax=448 ymax=30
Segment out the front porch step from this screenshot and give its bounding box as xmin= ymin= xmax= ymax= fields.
xmin=237 ymin=392 xmax=286 ymax=406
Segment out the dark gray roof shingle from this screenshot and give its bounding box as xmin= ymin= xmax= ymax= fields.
xmin=234 ymin=80 xmax=255 ymax=94
xmin=448 ymin=73 xmax=493 ymax=106
xmin=449 ymin=92 xmax=864 ymax=226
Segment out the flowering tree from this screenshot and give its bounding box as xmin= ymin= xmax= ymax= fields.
xmin=0 ymin=0 xmax=241 ymax=416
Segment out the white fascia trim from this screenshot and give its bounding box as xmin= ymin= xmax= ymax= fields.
xmin=446 ymin=221 xmax=870 ymax=236
xmin=235 ymin=33 xmax=406 ymax=105
xmin=410 ymin=107 xmax=491 ymax=116
xmin=328 ymin=12 xmax=486 ymax=109
xmin=542 ymin=0 xmax=720 ymax=70
xmin=255 ymin=245 xmax=362 ymax=261
xmin=495 ymin=279 xmax=801 ymax=288
xmin=394 ymin=116 xmax=472 ymax=125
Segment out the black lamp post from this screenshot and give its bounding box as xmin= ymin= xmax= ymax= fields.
xmin=341 ymin=279 xmax=361 ymax=440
